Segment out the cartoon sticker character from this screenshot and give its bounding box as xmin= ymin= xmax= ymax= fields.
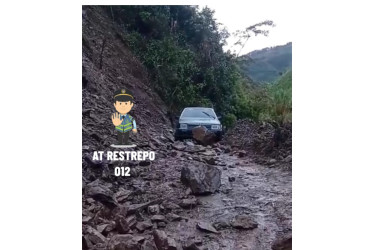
xmin=111 ymin=89 xmax=137 ymax=146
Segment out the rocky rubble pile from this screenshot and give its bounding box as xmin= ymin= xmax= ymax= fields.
xmin=82 ymin=138 xmax=264 ymax=250
xmin=223 ymin=119 xmax=292 ymax=168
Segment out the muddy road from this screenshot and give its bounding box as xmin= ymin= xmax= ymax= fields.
xmin=83 ymin=140 xmax=292 ymax=250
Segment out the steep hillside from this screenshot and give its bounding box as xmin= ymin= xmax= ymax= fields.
xmin=82 ymin=6 xmax=174 ymax=150
xmin=239 ymin=42 xmax=292 ymax=83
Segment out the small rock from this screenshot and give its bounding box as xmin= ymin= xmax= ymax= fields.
xmin=221 ymin=188 xmax=232 ymax=194
xmin=114 ymin=188 xmax=133 ymax=203
xmin=213 ymin=219 xmax=231 ymax=230
xmin=153 ymin=230 xmax=178 ymax=250
xmin=201 ymin=150 xmax=216 ymax=157
xmin=116 ymin=215 xmax=137 ymax=233
xmin=96 ymin=224 xmax=109 ymax=233
xmin=272 ymin=234 xmax=292 ymax=250
xmin=148 ymin=204 xmax=160 ymax=215
xmin=83 ymin=235 xmax=93 ymax=249
xmin=172 ymin=141 xmax=186 ymax=151
xmin=127 ymin=199 xmax=162 ymax=214
xmin=183 ymin=241 xmax=201 ymax=250
xmin=85 ymin=180 xmax=117 ymax=209
xmin=162 ymin=201 xmax=181 ymax=210
xmin=141 ymin=240 xmax=157 ymax=250
xmin=134 ymin=235 xmax=146 ymax=243
xmin=107 ymin=234 xmax=139 ymax=250
xmin=151 ymin=215 xmax=166 ymax=222
xmin=158 ymin=221 xmax=166 ymax=228
xmin=179 ymin=198 xmax=198 ymax=209
xmin=284 ymin=155 xmax=292 ymax=163
xmin=86 ymin=226 xmax=107 ymax=244
xmin=231 ymin=215 xmax=258 ymax=230
xmin=82 ymin=216 xmax=92 ymax=223
xmin=228 ymin=176 xmax=235 ymax=182
xmin=167 ymin=213 xmax=182 ymax=221
xmin=86 ymin=198 xmax=95 ymax=203
xmin=136 ymin=220 xmax=153 ymax=232
xmin=238 ymin=150 xmax=247 ymax=157
xmin=203 ymin=157 xmax=216 ymax=165
xmin=196 ymin=221 xmax=219 ymax=234
xmin=169 ymin=151 xmax=178 ymax=157
xmin=104 ymin=221 xmax=116 ymax=234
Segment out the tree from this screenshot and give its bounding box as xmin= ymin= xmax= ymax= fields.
xmin=232 ymin=20 xmax=275 ymax=56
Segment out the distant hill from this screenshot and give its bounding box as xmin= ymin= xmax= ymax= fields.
xmin=239 ymin=42 xmax=292 ymax=83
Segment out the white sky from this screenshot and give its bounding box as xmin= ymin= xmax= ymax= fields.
xmin=202 ymin=1 xmax=292 ymax=55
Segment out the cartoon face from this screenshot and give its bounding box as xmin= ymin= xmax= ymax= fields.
xmin=114 ymin=101 xmax=134 ymax=114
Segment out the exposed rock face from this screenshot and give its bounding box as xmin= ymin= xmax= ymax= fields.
xmin=192 ymin=126 xmax=218 ymax=146
xmin=181 ymin=163 xmax=221 ymax=194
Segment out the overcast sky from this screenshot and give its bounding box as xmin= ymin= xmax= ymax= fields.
xmin=203 ymin=2 xmax=292 ymax=55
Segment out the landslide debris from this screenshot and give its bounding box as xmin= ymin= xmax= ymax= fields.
xmin=223 ymin=119 xmax=292 ymax=168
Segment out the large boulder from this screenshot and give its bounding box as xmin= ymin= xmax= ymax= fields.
xmin=181 ymin=163 xmax=221 ymax=194
xmin=192 ymin=126 xmax=218 ymax=146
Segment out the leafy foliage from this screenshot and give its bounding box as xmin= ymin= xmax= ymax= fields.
xmin=105 ymin=6 xmax=291 ymax=127
xmin=269 ymin=70 xmax=292 ymax=123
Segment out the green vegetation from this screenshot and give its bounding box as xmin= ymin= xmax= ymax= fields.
xmin=239 ymin=43 xmax=292 ymax=83
xmin=106 ymin=6 xmax=291 ymax=127
xmin=267 ymin=70 xmax=292 ymax=123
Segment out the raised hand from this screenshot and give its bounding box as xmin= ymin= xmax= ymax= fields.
xmin=111 ymin=113 xmax=123 ymax=126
